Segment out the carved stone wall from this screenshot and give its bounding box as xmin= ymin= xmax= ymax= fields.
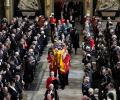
xmin=18 ymin=0 xmax=39 ymax=10
xmin=96 ymin=0 xmax=119 ymax=10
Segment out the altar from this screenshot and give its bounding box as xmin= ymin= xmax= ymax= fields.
xmin=96 ymin=0 xmax=120 ymax=18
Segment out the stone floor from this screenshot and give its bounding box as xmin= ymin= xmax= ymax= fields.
xmin=23 ymin=22 xmax=85 ymax=100
xmin=23 ymin=20 xmax=118 ymax=100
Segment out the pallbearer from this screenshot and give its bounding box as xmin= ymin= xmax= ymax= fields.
xmin=47 ymin=49 xmax=57 ymax=77
xmin=63 ymin=50 xmax=71 ymax=85
xmin=46 ymin=71 xmax=59 ymax=90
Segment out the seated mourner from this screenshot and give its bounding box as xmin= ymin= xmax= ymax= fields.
xmin=0 ymin=16 xmax=49 ymax=99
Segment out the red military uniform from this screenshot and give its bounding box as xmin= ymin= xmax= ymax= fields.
xmin=60 ymin=18 xmax=65 ymax=24
xmin=46 ymin=76 xmax=58 ymax=89
xmin=63 ymin=53 xmax=71 ymax=85
xmin=50 ymin=17 xmax=56 ymax=25
xmin=47 ymin=54 xmax=57 ymax=77
xmin=64 ymin=53 xmax=71 ymax=73
xmin=90 ymin=38 xmax=95 ymax=50
xmin=23 ymin=40 xmax=28 ymax=49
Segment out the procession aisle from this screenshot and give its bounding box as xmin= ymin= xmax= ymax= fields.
xmin=58 ymin=48 xmax=84 ymax=100
xmin=24 ymin=22 xmax=84 ymax=100
xmin=57 ymin=22 xmax=84 ymax=100
xmin=24 ymin=20 xmax=119 ymax=100
xmin=29 ymin=45 xmax=84 ymax=100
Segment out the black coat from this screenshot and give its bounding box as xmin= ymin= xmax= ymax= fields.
xmin=15 ymin=81 xmax=23 ymax=94
xmin=82 ymin=83 xmax=90 ymax=96
xmin=10 ymin=37 xmax=18 ymax=51
xmin=8 ymin=87 xmax=18 ymax=100
xmin=89 ymin=94 xmax=97 ymax=100
xmin=72 ymin=32 xmax=79 ymax=49
xmin=0 ymin=90 xmax=4 ymax=100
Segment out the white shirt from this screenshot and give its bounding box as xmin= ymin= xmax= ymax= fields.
xmin=107 ymin=89 xmax=116 ymax=100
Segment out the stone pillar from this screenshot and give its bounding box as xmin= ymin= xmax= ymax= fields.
xmin=84 ymin=0 xmax=93 ymax=16
xmin=45 ymin=0 xmax=54 ymax=17
xmin=4 ymin=0 xmax=13 ymax=23
xmin=0 ymin=0 xmax=4 ymax=19
xmin=10 ymin=0 xmax=13 ymax=18
xmin=51 ymin=0 xmax=54 ymax=13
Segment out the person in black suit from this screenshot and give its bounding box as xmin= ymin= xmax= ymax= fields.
xmin=15 ymin=75 xmax=23 ymax=100
xmin=114 ymin=62 xmax=120 ymax=100
xmin=9 ymin=33 xmax=18 ymax=52
xmin=115 ymin=21 xmax=120 ymax=46
xmin=0 ymin=80 xmax=4 ymax=100
xmin=72 ymin=29 xmax=79 ymax=54
xmin=82 ymin=78 xmax=90 ymax=96
xmin=8 ymin=79 xmax=19 ymax=100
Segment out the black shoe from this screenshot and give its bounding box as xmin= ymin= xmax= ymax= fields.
xmin=61 ymin=86 xmax=65 ymax=90
xmin=66 ymin=82 xmax=69 ymax=85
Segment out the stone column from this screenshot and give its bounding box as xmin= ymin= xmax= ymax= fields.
xmin=52 ymin=0 xmax=54 ymax=13
xmin=10 ymin=0 xmax=13 ymax=18
xmin=0 ymin=0 xmax=3 ymax=19
xmin=45 ymin=0 xmax=54 ymax=17
xmin=4 ymin=0 xmax=13 ymax=23
xmin=84 ymin=0 xmax=93 ymax=16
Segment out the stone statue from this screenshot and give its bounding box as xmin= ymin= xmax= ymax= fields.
xmin=18 ymin=0 xmax=39 ymax=10
xmin=97 ymin=0 xmax=119 ymax=10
